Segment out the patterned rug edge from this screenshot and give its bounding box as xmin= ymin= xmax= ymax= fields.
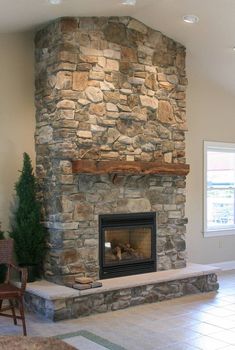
xmin=55 ymin=329 xmax=126 ymax=350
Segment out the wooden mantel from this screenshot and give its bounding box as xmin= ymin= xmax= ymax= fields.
xmin=72 ymin=160 xmax=190 ymax=176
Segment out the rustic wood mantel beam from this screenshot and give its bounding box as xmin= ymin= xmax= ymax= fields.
xmin=72 ymin=160 xmax=190 ymax=176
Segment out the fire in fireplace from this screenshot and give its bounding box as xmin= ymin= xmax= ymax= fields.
xmin=99 ymin=212 xmax=156 ymax=279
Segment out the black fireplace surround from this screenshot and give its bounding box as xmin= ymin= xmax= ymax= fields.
xmin=99 ymin=212 xmax=156 ymax=279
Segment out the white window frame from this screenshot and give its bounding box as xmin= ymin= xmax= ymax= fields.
xmin=204 ymin=141 xmax=235 ymax=237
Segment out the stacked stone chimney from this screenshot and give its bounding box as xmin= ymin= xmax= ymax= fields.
xmin=35 ymin=17 xmax=187 ymax=285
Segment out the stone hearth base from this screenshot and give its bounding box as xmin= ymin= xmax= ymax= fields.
xmin=24 ymin=263 xmax=219 ymax=321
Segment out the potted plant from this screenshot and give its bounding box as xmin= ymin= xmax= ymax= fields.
xmin=11 ymin=153 xmax=46 ymax=282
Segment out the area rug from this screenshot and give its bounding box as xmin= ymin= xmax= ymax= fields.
xmin=56 ymin=330 xmax=126 ymax=350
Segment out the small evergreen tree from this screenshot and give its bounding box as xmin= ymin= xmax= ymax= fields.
xmin=11 ymin=153 xmax=46 ymax=276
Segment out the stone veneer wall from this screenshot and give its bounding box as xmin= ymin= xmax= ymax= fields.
xmin=35 ymin=17 xmax=188 ymax=285
xmin=24 ymin=274 xmax=219 ymax=321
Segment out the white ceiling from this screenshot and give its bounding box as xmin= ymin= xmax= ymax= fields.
xmin=1 ymin=0 xmax=235 ymax=93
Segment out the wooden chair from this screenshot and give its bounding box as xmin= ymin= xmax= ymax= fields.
xmin=0 ymin=239 xmax=28 ymax=336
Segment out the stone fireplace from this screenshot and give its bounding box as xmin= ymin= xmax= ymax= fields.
xmin=35 ymin=16 xmax=188 ymax=286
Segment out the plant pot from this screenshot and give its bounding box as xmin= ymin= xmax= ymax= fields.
xmin=20 ymin=264 xmax=38 ymax=282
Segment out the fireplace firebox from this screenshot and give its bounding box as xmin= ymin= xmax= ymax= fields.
xmin=99 ymin=212 xmax=156 ymax=279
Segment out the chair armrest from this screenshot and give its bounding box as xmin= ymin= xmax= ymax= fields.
xmin=9 ymin=264 xmax=28 ymax=293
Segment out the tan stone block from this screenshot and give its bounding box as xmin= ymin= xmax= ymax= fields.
xmin=89 ymin=70 xmax=105 ymax=81
xmin=74 ymin=202 xmax=93 ymax=221
xmin=145 ymin=65 xmax=157 ymax=73
xmin=145 ymin=73 xmax=158 ymax=90
xmin=59 ymin=160 xmax=72 ymax=174
xmin=147 ymin=90 xmax=155 ymax=97
xmin=61 ymin=197 xmax=74 ymax=213
xmin=53 ymin=120 xmax=78 ymax=128
xmin=128 ymin=19 xmax=148 ymax=34
xmin=60 ymin=18 xmax=78 ymax=32
xmin=103 ymin=49 xmax=121 ymax=60
xmin=120 ymin=88 xmax=132 ymax=95
xmin=117 ymin=104 xmax=131 ymax=112
xmin=104 ymin=91 xmax=120 ymax=103
xmin=77 ymin=62 xmax=92 ymax=71
xmin=121 ymin=47 xmax=137 ymax=62
xmin=105 ymin=59 xmax=119 ymax=72
xmin=89 ymin=103 xmax=105 ymax=116
xmin=107 ymin=129 xmax=120 ymax=144
xmin=126 ymin=155 xmax=135 ymax=161
xmin=120 ymin=61 xmax=130 ymax=74
xmin=159 ymin=81 xmax=175 ymax=91
xmin=60 ymin=249 xmax=78 ymax=265
xmin=72 ymin=72 xmax=88 ymax=91
xmin=158 ymin=100 xmax=175 ymax=124
xmin=176 ymin=51 xmax=186 ymax=70
xmin=55 ymin=71 xmax=72 ymax=90
xmin=134 ymin=72 xmax=146 ymax=79
xmin=131 ymin=107 xmax=147 ymax=121
xmin=167 ymin=74 xmax=178 ymax=84
xmin=60 ymin=90 xmax=79 ymax=100
xmin=100 ymin=81 xmax=115 ymax=91
xmin=57 ymin=100 xmax=75 ymax=109
xmin=55 ymin=62 xmax=76 ymax=71
xmin=140 ymin=152 xmax=153 ymax=161
xmin=79 ymin=54 xmax=98 ymax=64
xmin=98 ymin=56 xmax=106 ymax=68
xmin=88 ymin=80 xmax=100 ymax=87
xmin=106 ymin=102 xmax=118 ymax=112
xmin=37 ymin=125 xmax=53 ymax=144
xmin=131 ymin=63 xmax=144 ymax=71
xmin=80 ymin=46 xmax=103 ymax=56
xmin=91 ymin=124 xmax=106 ymax=132
xmin=106 ymin=112 xmax=119 ymax=119
xmin=58 ymin=51 xmax=77 ymax=63
xmin=164 ymin=152 xmax=172 ymax=163
xmin=100 ymin=152 xmax=119 ymax=160
xmin=75 ymin=277 xmax=93 ymax=284
xmin=78 ymin=98 xmax=90 ymax=106
xmin=77 ymin=130 xmax=92 ymax=138
xmin=140 ymin=95 xmax=158 ymax=110
xmin=57 ymin=109 xmax=75 ymax=120
xmin=85 ymin=86 xmax=103 ymax=102
xmin=117 ymin=198 xmax=151 ymax=213
xmin=172 ymin=91 xmax=186 ymax=100
xmin=158 ymin=73 xmax=166 ymax=81
xmin=128 ymin=77 xmax=145 ymax=85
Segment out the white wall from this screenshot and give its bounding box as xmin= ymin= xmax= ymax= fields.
xmin=186 ymin=53 xmax=235 ymax=264
xmin=0 ymin=31 xmax=235 ymax=264
xmin=0 ymin=33 xmax=35 ymax=231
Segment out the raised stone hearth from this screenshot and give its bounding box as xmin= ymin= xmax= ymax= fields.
xmin=35 ymin=16 xmax=189 ymax=285
xmin=24 ymin=264 xmax=219 ymax=321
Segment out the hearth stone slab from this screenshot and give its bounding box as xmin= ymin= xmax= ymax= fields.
xmin=24 ymin=263 xmax=220 ymax=321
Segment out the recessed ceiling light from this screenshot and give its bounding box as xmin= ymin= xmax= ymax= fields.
xmin=121 ymin=0 xmax=136 ymax=5
xmin=183 ymin=15 xmax=199 ymax=24
xmin=48 ymin=0 xmax=62 ymax=5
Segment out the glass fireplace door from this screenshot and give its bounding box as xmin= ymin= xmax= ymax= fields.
xmin=99 ymin=212 xmax=156 ymax=279
xmin=104 ymin=226 xmax=152 ymax=265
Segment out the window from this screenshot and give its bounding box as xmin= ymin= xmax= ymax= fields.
xmin=204 ymin=141 xmax=235 ymax=237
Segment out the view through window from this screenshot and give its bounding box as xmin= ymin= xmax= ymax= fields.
xmin=204 ymin=141 xmax=235 ymax=236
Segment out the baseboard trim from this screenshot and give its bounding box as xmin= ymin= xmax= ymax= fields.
xmin=209 ymin=260 xmax=235 ymax=271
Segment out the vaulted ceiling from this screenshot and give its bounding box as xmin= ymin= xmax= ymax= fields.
xmin=1 ymin=0 xmax=235 ymax=93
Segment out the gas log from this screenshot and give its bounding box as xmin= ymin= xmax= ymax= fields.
xmin=105 ymin=240 xmax=145 ymax=263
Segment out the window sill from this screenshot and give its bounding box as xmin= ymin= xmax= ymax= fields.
xmin=203 ymin=229 xmax=235 ymax=238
